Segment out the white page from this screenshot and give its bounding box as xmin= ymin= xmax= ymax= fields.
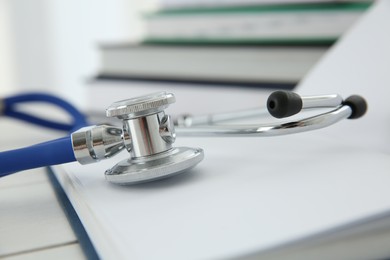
xmin=55 ymin=134 xmax=390 ymax=259
xmin=53 ymin=1 xmax=390 ymax=259
xmin=296 ymin=0 xmax=390 ymax=153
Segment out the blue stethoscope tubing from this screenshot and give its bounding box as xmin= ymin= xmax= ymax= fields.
xmin=0 ymin=93 xmax=88 ymax=177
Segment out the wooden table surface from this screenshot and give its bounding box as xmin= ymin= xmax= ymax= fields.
xmin=0 ymin=118 xmax=86 ymax=259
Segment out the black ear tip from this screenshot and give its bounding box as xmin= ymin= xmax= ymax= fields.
xmin=343 ymin=95 xmax=367 ymax=119
xmin=267 ymin=91 xmax=303 ymax=118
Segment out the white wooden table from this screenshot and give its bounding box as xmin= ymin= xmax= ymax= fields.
xmin=0 ymin=118 xmax=86 ymax=259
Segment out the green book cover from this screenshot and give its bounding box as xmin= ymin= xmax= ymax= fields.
xmin=146 ymin=2 xmax=371 ymax=17
xmin=142 ymin=2 xmax=372 ymax=46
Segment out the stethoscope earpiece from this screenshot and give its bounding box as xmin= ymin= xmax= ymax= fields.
xmin=343 ymin=95 xmax=368 ymax=119
xmin=267 ymin=90 xmax=303 ymax=118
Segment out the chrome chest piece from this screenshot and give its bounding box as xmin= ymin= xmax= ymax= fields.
xmin=104 ymin=92 xmax=204 ymax=185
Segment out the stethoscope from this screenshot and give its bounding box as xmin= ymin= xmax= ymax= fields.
xmin=0 ymin=91 xmax=367 ymax=185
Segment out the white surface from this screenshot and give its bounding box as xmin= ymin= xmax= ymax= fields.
xmin=296 ymin=0 xmax=390 ymax=153
xmin=0 ymin=0 xmax=15 ymax=95
xmin=54 ymin=134 xmax=390 ymax=260
xmin=0 ymin=181 xmax=77 ymax=256
xmin=2 ymin=244 xmax=84 ymax=260
xmin=53 ymin=1 xmax=390 ymax=259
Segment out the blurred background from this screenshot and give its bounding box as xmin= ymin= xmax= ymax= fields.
xmin=0 ymin=0 xmax=371 ymax=112
xmin=0 ymin=0 xmax=143 ymax=108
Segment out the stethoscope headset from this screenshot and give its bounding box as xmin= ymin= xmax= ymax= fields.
xmin=0 ymin=90 xmax=367 ymax=184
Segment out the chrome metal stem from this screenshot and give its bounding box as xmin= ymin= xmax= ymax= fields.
xmin=103 ymin=92 xmax=204 ymax=185
xmin=71 ymin=125 xmax=125 ymax=164
xmin=123 ymin=112 xmax=173 ymax=158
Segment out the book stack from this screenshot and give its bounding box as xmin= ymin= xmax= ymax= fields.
xmin=89 ymin=0 xmax=371 ymax=117
xmin=142 ymin=1 xmax=370 ymax=44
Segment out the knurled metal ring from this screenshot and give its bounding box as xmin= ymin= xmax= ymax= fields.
xmin=106 ymin=92 xmax=175 ymax=118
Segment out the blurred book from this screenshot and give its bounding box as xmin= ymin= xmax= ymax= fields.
xmin=142 ymin=2 xmax=371 ymax=44
xmin=97 ymin=44 xmax=327 ymax=86
xmin=141 ymin=0 xmax=370 ymax=10
xmin=94 ymin=2 xmax=372 ymax=99
xmin=92 ymin=1 xmax=369 ymax=119
xmin=87 ymin=78 xmax=275 ymax=122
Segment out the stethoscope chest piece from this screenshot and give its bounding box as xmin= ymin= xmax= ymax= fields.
xmin=104 ymin=92 xmax=204 ymax=185
xmin=105 ymin=146 xmax=203 ymax=185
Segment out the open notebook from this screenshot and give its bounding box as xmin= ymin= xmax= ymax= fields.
xmin=51 ymin=1 xmax=390 ymax=259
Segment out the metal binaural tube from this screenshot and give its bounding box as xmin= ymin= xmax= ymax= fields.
xmin=175 ymin=108 xmax=270 ymax=127
xmin=176 ymin=92 xmax=344 ymax=127
xmin=301 ymin=94 xmax=343 ymax=109
xmin=175 ymin=106 xmax=352 ymax=137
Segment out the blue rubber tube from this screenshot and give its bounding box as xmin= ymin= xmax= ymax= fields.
xmin=0 ymin=92 xmax=89 ymax=177
xmin=3 ymin=93 xmax=88 ymax=132
xmin=0 ymin=136 xmax=76 ymax=177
